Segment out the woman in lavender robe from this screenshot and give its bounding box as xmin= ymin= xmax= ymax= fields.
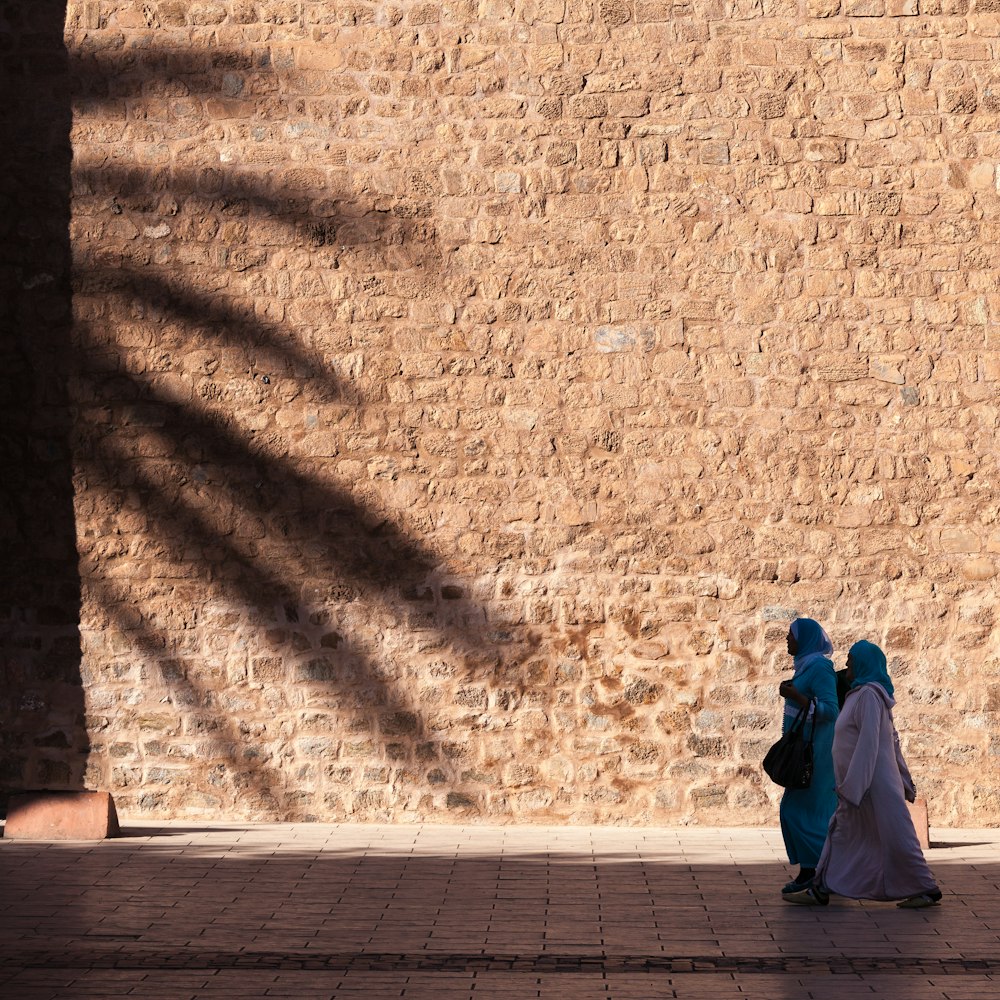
xmin=785 ymin=640 xmax=941 ymax=908
xmin=777 ymin=618 xmax=839 ymax=895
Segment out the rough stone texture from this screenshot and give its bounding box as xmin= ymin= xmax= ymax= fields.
xmin=4 ymin=790 xmax=119 ymax=841
xmin=9 ymin=1 xmax=1000 ymax=826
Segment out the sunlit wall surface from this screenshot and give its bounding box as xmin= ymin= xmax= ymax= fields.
xmin=7 ymin=1 xmax=999 ymax=824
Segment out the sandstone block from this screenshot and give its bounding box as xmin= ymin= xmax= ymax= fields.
xmin=599 ymin=0 xmax=632 ymax=26
xmin=941 ymin=528 xmax=981 ymax=554
xmin=594 ymin=325 xmax=655 ymax=353
xmin=296 ymin=47 xmax=345 ymax=71
xmin=816 ymin=357 xmax=868 ymax=381
xmin=5 ymin=791 xmax=119 ymax=841
xmin=636 ymin=0 xmax=672 ymax=19
xmin=870 ymin=358 xmax=904 ymax=383
xmin=962 ymin=559 xmax=996 ymax=581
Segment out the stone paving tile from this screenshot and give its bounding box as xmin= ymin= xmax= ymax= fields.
xmin=0 ymin=968 xmax=998 ymax=1000
xmin=1 ymin=823 xmax=998 ymax=998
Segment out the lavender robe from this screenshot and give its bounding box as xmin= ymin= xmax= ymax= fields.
xmin=815 ymin=682 xmax=938 ymax=901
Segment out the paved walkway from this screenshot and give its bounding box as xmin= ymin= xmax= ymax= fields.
xmin=0 ymin=822 xmax=997 ymax=999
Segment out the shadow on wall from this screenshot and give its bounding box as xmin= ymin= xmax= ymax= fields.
xmin=0 ymin=3 xmax=87 ymax=804
xmin=57 ymin=36 xmax=551 ymax=819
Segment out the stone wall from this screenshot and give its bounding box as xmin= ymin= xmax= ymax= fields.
xmin=27 ymin=0 xmax=1000 ymax=823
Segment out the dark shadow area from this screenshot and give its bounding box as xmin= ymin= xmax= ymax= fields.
xmin=0 ymin=3 xmax=86 ymax=805
xmin=113 ymin=825 xmax=259 ymax=837
xmin=929 ymin=840 xmax=992 ymax=850
xmin=0 ymin=842 xmax=995 ymax=1000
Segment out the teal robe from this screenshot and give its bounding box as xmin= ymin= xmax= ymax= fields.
xmin=779 ymin=655 xmax=839 ymax=867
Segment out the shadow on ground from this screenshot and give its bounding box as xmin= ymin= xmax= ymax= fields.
xmin=1 ymin=834 xmax=997 ymax=999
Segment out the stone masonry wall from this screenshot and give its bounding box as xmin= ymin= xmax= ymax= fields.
xmin=45 ymin=0 xmax=1000 ymax=823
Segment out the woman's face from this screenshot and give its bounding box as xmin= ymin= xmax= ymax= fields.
xmin=845 ymin=653 xmax=855 ymax=685
xmin=786 ymin=629 xmax=798 ymax=656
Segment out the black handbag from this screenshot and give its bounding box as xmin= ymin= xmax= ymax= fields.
xmin=763 ymin=699 xmax=815 ymax=789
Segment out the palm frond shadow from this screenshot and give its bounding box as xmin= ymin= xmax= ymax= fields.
xmin=5 ymin=23 xmax=541 ymax=816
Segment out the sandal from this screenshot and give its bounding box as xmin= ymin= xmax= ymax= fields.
xmin=783 ymin=884 xmax=829 ymax=906
xmin=782 ymin=869 xmax=817 ymax=894
xmin=897 ymin=890 xmax=942 ymax=909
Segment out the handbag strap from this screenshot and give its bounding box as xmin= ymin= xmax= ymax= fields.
xmin=802 ymin=698 xmax=818 ymax=744
xmin=787 ymin=698 xmax=811 ymax=734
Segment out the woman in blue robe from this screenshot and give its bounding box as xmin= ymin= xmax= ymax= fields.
xmin=777 ymin=617 xmax=839 ymax=894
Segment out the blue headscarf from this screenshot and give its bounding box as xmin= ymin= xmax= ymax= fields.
xmin=790 ymin=617 xmax=833 ymax=660
xmin=848 ymin=640 xmax=894 ymax=697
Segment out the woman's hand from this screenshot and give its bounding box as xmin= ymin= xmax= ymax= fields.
xmin=779 ymin=680 xmax=809 ymax=707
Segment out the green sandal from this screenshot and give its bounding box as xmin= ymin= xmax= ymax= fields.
xmin=897 ymin=890 xmax=942 ymax=909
